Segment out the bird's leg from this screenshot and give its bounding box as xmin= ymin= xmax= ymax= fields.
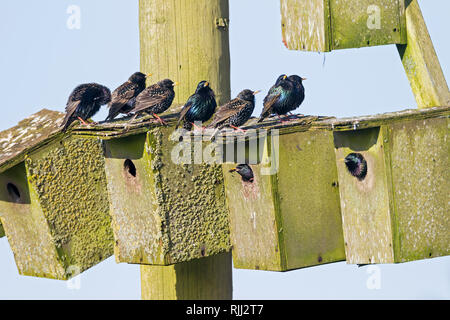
xmin=153 ymin=113 xmax=167 ymax=125
xmin=230 ymin=125 xmax=246 ymax=133
xmin=77 ymin=117 xmax=90 ymax=126
xmin=191 ymin=122 xmax=205 ymax=132
xmin=129 ymin=113 xmax=139 ymax=122
xmin=277 ymin=115 xmax=290 ymax=124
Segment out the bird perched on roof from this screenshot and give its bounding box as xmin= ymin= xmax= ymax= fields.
xmin=257 ymin=74 xmax=306 ymax=123
xmin=176 ymin=81 xmax=217 ymax=131
xmin=343 ymin=153 xmax=367 ymax=180
xmin=61 ymin=83 xmax=111 ymax=132
xmin=229 ymin=164 xmax=254 ymax=183
xmin=208 ymin=89 xmax=259 ymax=132
xmin=129 ymin=79 xmax=177 ymax=124
xmin=105 ymin=72 xmax=151 ymax=121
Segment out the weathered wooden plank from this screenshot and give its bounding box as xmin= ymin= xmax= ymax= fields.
xmin=281 ymin=0 xmax=331 ymax=52
xmin=0 ymin=136 xmax=114 ymax=279
xmin=397 ymin=0 xmax=450 ymax=108
xmin=281 ymin=0 xmax=406 ymax=52
xmin=223 ymin=129 xmax=345 ymax=271
xmin=334 ymin=115 xmax=449 ymax=263
xmin=330 ymin=0 xmax=406 ymax=50
xmin=103 ymin=127 xmax=230 ymax=265
xmin=141 ymin=252 xmax=232 ymax=300
xmin=0 ymin=109 xmax=65 ymax=174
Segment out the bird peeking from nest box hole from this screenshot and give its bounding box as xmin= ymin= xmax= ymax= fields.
xmin=229 ymin=164 xmax=254 ymax=183
xmin=341 ymin=153 xmax=368 ymax=181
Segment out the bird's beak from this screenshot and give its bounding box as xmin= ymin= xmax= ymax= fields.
xmin=229 ymin=168 xmax=237 ymax=173
xmin=204 ymin=82 xmax=209 ymax=87
xmin=173 ymin=81 xmax=179 ymax=86
xmin=146 ymin=73 xmax=152 ymax=78
xmin=338 ymin=158 xmax=345 ymax=162
xmin=253 ymin=90 xmax=261 ymax=95
xmin=283 ymin=75 xmax=287 ymax=80
xmin=301 ymin=77 xmax=307 ymax=81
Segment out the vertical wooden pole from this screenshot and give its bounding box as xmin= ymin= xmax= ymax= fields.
xmin=141 ymin=253 xmax=232 ymax=300
xmin=139 ymin=0 xmax=232 ymax=300
xmin=397 ymin=0 xmax=450 ymax=108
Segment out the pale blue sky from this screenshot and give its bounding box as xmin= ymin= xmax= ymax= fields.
xmin=0 ymin=0 xmax=449 ymax=299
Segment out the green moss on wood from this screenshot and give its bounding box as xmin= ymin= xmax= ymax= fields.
xmin=385 ymin=118 xmax=450 ymax=261
xmin=0 ymin=136 xmax=114 ymax=279
xmin=104 ymin=127 xmax=231 ymax=266
xmin=281 ymin=0 xmax=406 ymax=52
xmin=141 ymin=252 xmax=233 ymax=300
xmin=223 ymin=130 xmax=345 ymax=271
xmin=397 ymin=0 xmax=450 ymax=108
xmin=0 ymin=162 xmax=65 ymax=279
xmin=335 ymin=116 xmax=449 ymax=263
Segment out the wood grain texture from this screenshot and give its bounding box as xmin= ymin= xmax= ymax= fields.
xmin=141 ymin=252 xmax=232 ymax=300
xmin=397 ymin=0 xmax=450 ymax=108
xmin=139 ymin=0 xmax=232 ymax=300
xmin=139 ymin=0 xmax=230 ymax=106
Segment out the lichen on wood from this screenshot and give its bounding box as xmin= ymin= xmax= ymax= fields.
xmin=281 ymin=0 xmax=406 ymax=52
xmin=0 ymin=135 xmax=114 ymax=279
xmin=103 ymin=126 xmax=231 ymax=265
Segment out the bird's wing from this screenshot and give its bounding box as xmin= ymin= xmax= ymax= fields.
xmin=131 ymin=84 xmax=168 ymax=113
xmin=106 ymin=82 xmax=138 ymax=119
xmin=109 ymin=82 xmax=138 ymax=108
xmin=61 ymin=99 xmax=81 ymax=129
xmin=259 ymin=93 xmax=281 ymax=121
xmin=176 ymin=97 xmax=194 ymax=127
xmin=209 ymin=98 xmax=246 ymax=127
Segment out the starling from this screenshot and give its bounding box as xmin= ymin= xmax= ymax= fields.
xmin=176 ymin=81 xmax=217 ymax=130
xmin=130 ymin=79 xmax=177 ymax=124
xmin=229 ymin=164 xmax=254 ymax=183
xmin=344 ymin=153 xmax=367 ymax=180
xmin=257 ymin=74 xmax=306 ymax=123
xmin=208 ymin=89 xmax=259 ymax=132
xmin=61 ymin=83 xmax=111 ymax=132
xmin=105 ymin=72 xmax=151 ymax=121
xmin=286 ymin=75 xmax=306 ymax=114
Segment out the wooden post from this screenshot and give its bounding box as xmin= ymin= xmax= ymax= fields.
xmin=397 ymin=0 xmax=450 ymax=108
xmin=141 ymin=252 xmax=232 ymax=300
xmin=139 ymin=0 xmax=232 ymax=300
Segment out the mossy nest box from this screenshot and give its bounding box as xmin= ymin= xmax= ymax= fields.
xmin=219 ymin=117 xmax=346 ymax=271
xmin=281 ymin=0 xmax=407 ymax=52
xmin=92 ymin=117 xmax=231 ymax=266
xmin=0 ymin=110 xmax=114 ymax=280
xmin=333 ymin=107 xmax=450 ymax=264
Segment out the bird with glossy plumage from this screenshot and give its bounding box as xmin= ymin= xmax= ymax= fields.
xmin=286 ymin=75 xmax=306 ymax=115
xmin=105 ymin=72 xmax=151 ymax=121
xmin=344 ymin=153 xmax=367 ymax=180
xmin=229 ymin=164 xmax=254 ymax=183
xmin=61 ymin=83 xmax=111 ymax=132
xmin=258 ymin=74 xmax=306 ymax=123
xmin=130 ymin=79 xmax=177 ymax=124
xmin=208 ymin=89 xmax=259 ymax=132
xmin=176 ymin=81 xmax=217 ymax=131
